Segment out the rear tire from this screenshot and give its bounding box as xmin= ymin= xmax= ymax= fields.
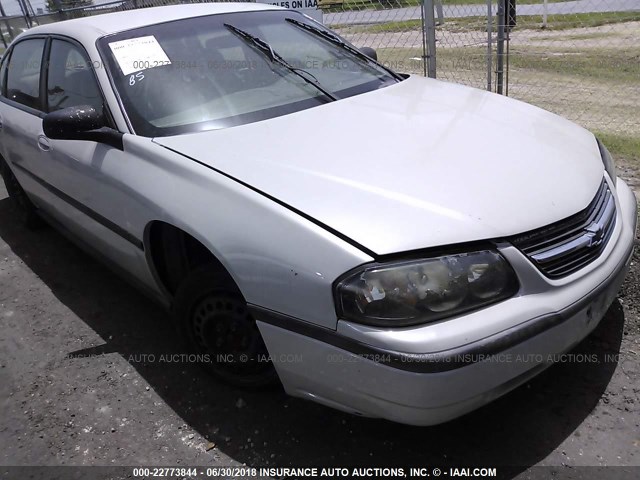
xmin=173 ymin=265 xmax=278 ymax=389
xmin=0 ymin=158 xmax=44 ymax=230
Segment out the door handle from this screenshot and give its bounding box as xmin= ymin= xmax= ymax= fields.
xmin=37 ymin=135 xmax=51 ymax=152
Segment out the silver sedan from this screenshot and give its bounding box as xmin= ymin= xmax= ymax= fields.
xmin=0 ymin=3 xmax=636 ymax=425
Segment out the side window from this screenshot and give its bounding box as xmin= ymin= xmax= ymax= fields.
xmin=6 ymin=38 xmax=45 ymax=110
xmin=47 ymin=39 xmax=103 ymax=114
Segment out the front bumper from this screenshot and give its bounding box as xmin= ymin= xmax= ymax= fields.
xmin=254 ymin=179 xmax=638 ymax=426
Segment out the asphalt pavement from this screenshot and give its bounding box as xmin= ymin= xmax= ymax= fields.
xmin=1 ymin=180 xmax=639 ymax=479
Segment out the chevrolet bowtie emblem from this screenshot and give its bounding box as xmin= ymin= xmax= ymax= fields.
xmin=585 ymin=222 xmax=605 ymax=247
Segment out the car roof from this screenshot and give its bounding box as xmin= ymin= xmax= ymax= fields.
xmin=17 ymin=3 xmax=282 ymax=43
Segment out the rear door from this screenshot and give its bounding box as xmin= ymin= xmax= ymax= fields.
xmin=0 ymin=37 xmax=48 ymax=202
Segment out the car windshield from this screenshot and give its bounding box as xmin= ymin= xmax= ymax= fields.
xmin=97 ymin=10 xmax=400 ymax=136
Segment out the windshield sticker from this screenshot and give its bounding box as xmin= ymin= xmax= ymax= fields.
xmin=108 ymin=36 xmax=171 ymax=76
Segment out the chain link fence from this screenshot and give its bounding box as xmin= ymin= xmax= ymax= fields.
xmin=0 ymin=0 xmax=639 ymax=137
xmin=499 ymin=1 xmax=640 ymax=138
xmin=328 ymin=0 xmax=640 ymax=138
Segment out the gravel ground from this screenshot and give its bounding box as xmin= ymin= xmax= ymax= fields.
xmin=0 ymin=174 xmax=638 ymax=479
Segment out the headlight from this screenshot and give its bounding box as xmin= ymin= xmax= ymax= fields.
xmin=597 ymin=139 xmax=617 ymax=181
xmin=336 ymin=250 xmax=519 ymax=327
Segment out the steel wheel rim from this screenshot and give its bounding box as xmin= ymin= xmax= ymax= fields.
xmin=191 ymin=293 xmax=271 ymax=377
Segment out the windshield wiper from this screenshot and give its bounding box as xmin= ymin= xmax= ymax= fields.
xmin=224 ymin=23 xmax=338 ymax=101
xmin=284 ymin=17 xmax=403 ymax=81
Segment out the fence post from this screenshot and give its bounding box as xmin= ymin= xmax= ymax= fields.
xmin=435 ymin=0 xmax=444 ymax=26
xmin=421 ymin=0 xmax=437 ymax=78
xmin=543 ymin=0 xmax=548 ymax=28
xmin=0 ymin=0 xmax=10 ymax=47
xmin=496 ymin=0 xmax=505 ymax=94
xmin=486 ymin=0 xmax=492 ymax=92
xmin=16 ymin=0 xmax=33 ymax=28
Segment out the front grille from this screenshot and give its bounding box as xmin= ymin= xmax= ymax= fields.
xmin=510 ymin=180 xmax=616 ymax=278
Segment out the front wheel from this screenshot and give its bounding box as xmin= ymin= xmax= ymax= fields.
xmin=173 ymin=265 xmax=278 ymax=388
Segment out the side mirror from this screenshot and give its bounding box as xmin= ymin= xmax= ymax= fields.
xmin=360 ymin=47 xmax=378 ymax=61
xmin=43 ymin=105 xmax=123 ymax=150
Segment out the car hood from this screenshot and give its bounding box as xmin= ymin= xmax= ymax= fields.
xmin=154 ymin=75 xmax=604 ymax=256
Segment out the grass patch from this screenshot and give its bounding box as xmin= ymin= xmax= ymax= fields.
xmin=595 ymin=132 xmax=640 ymax=164
xmin=341 ymin=18 xmax=423 ymax=32
xmin=323 ymin=0 xmax=574 ymax=11
xmin=538 ymin=32 xmax=613 ymax=41
xmin=506 ymin=47 xmax=640 ymax=83
xmin=374 ymin=45 xmax=640 ymax=84
xmin=341 ymin=12 xmax=640 ymax=33
xmin=322 ymin=0 xmax=414 ymax=12
xmin=441 ymin=0 xmax=574 ymax=3
xmin=450 ymin=11 xmax=640 ymax=31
